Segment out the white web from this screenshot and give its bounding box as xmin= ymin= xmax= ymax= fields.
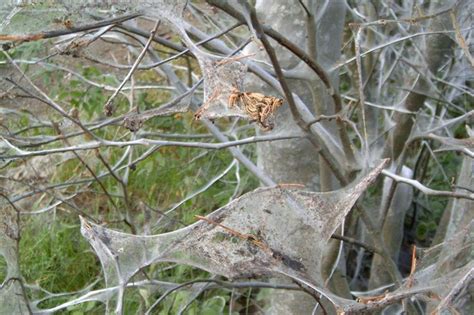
xmin=194 ymin=56 xmax=248 ymax=120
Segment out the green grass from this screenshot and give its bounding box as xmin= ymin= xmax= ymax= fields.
xmin=19 ymin=215 xmax=99 ymax=293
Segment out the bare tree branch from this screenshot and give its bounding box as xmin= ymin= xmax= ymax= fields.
xmin=382 ymin=169 xmax=474 ymax=200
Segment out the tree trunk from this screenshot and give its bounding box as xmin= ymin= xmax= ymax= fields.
xmin=368 ymin=166 xmax=413 ymax=289
xmin=382 ymin=1 xmax=455 ymax=160
xmin=245 ymin=1 xmax=347 ymax=313
xmin=371 ymin=0 xmax=455 ymax=288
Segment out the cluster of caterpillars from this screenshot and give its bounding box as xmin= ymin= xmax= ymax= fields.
xmin=228 ymin=88 xmax=283 ymax=131
xmin=194 ymin=88 xmax=283 ymax=131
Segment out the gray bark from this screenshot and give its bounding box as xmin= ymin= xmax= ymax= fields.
xmin=373 ymin=0 xmax=455 ymax=288
xmin=438 ymin=156 xmax=474 ymax=242
xmin=244 ymin=0 xmax=347 ymax=313
xmin=428 ymin=157 xmax=473 ymax=313
xmin=368 ymin=166 xmax=413 ymax=289
xmin=382 ymin=1 xmax=455 ymax=160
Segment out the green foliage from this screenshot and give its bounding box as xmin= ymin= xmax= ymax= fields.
xmin=414 ymin=151 xmax=462 ymax=242
xmin=66 ymin=301 xmax=103 ymax=315
xmin=19 ymin=215 xmax=99 ymax=295
xmin=199 ymin=296 xmax=227 ymax=314
xmin=0 ymin=255 xmax=6 ymax=284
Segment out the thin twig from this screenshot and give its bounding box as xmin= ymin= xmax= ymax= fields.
xmin=353 ymin=25 xmax=369 ymax=157
xmin=331 ymin=234 xmax=383 ymax=255
xmin=293 ymin=280 xmax=328 ymax=315
xmin=0 ymin=13 xmax=141 ymax=43
xmin=382 ymin=170 xmax=474 ymax=200
xmin=195 ymin=215 xmax=270 ymax=251
xmin=432 ymin=268 xmax=473 ymax=314
xmin=0 ymin=134 xmax=303 ymax=159
xmin=96 ymin=22 xmax=243 ymax=70
xmin=95 ymin=149 xmax=136 ymax=234
xmin=332 ymin=29 xmax=472 ymax=71
xmin=104 ymin=20 xmax=161 ymax=116
xmin=297 ymin=0 xmax=311 ymax=16
xmin=450 ymin=10 xmax=474 ymax=67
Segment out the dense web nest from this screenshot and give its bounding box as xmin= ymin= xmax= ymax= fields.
xmin=193 ymin=56 xmax=248 ymax=119
xmin=2 ymin=160 xmax=471 ymax=313
xmin=193 ymin=55 xmax=284 ymax=130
